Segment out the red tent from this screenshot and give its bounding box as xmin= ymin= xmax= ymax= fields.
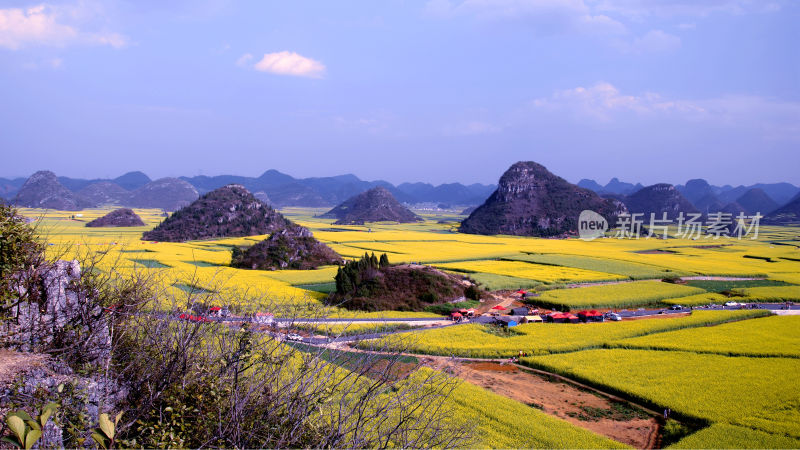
xmin=492 ymin=305 xmax=507 ymax=310
xmin=516 ymin=290 xmax=527 ymax=295
xmin=565 ymin=313 xmax=580 ymax=323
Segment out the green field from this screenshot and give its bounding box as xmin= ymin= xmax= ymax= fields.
xmin=528 ymin=280 xmax=706 ymax=311
xmin=506 ymin=253 xmax=685 ymax=280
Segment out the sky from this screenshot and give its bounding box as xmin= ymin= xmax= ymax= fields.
xmin=1 ymin=0 xmax=798 ymax=187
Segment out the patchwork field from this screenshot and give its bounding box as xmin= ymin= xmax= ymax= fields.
xmin=522 ymin=350 xmax=800 ymax=440
xmin=529 ymin=280 xmax=706 ymax=311
xmin=18 ymin=206 xmax=800 ymax=449
xmin=614 ymin=315 xmax=800 ymax=358
xmin=357 ymin=310 xmax=769 ymax=358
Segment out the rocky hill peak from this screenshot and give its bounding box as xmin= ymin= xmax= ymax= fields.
xmin=141 ymin=184 xmax=291 ymax=242
xmin=460 ymin=161 xmax=623 ymax=236
xmin=320 ymin=187 xmax=422 ymax=225
xmin=14 ymin=170 xmax=90 ymax=211
xmin=86 ymin=208 xmax=145 ymax=227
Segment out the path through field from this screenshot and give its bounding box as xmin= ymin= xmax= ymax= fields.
xmin=455 ymin=361 xmax=661 ymax=448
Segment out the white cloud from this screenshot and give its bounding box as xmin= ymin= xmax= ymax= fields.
xmin=629 ymin=29 xmax=681 ymax=53
xmin=530 ymin=82 xmax=800 ymax=141
xmin=592 ymin=0 xmax=783 ymax=20
xmin=532 ymin=82 xmax=703 ymax=120
xmin=21 ymin=56 xmax=63 ymax=70
xmin=0 ymin=3 xmax=127 ymax=50
xmin=424 ymin=0 xmax=782 ymax=51
xmin=251 ymin=51 xmax=326 ymax=78
xmin=425 ymin=0 xmax=627 ymax=36
xmin=235 ymin=53 xmax=253 ymax=67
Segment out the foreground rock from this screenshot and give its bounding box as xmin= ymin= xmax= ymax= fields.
xmin=13 ymin=170 xmax=91 ymax=211
xmin=230 ymin=226 xmax=342 ymax=270
xmin=320 ymin=187 xmax=422 ymax=225
xmin=460 ymin=161 xmax=623 ymax=236
xmin=6 ymin=260 xmax=111 ymax=366
xmin=142 ymin=184 xmax=291 ymax=242
xmin=86 ymin=208 xmax=145 ymax=227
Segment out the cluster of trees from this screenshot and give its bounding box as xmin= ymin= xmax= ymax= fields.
xmin=334 ymin=252 xmax=390 ymax=297
xmin=0 ymin=204 xmax=470 ymax=448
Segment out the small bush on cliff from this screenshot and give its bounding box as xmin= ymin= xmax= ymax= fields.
xmin=0 ymin=203 xmax=44 ymax=308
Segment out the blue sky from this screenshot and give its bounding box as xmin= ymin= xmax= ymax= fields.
xmin=1 ymin=0 xmax=798 ymax=186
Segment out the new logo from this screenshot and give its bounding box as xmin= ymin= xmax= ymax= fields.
xmin=578 ymin=210 xmax=608 ymax=241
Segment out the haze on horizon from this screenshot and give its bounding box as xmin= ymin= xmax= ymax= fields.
xmin=1 ymin=0 xmax=798 ymax=187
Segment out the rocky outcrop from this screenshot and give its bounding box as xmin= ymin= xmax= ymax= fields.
xmin=86 ymin=208 xmax=145 ymax=227
xmin=142 ymin=184 xmax=292 ymax=242
xmin=460 ymin=161 xmax=624 ymax=236
xmin=13 ymin=171 xmax=91 ymax=211
xmin=230 ymin=226 xmax=342 ymax=270
xmin=127 ymin=177 xmax=199 ymax=211
xmin=6 ymin=260 xmax=111 ymax=367
xmin=320 ymin=187 xmax=422 ymax=225
xmin=0 ymin=355 xmax=125 ymax=449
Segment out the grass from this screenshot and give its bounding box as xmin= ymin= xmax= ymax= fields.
xmin=129 ymin=258 xmax=171 ymax=269
xmin=296 ymin=282 xmax=337 ymax=294
xmin=465 ymin=272 xmax=543 ymax=291
xmin=435 ymin=259 xmax=627 ymax=284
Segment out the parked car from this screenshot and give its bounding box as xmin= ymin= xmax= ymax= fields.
xmin=286 ymin=333 xmax=303 ymax=341
xmin=604 ymin=312 xmax=622 ymax=321
xmin=669 ymin=305 xmax=683 ymax=310
xmin=724 ymin=301 xmax=741 ymax=307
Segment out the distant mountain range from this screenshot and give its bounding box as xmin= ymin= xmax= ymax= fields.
xmin=580 ymin=177 xmax=799 ymax=217
xmin=0 ymin=170 xmax=496 ymax=209
xmin=4 ymin=168 xmax=800 ymax=227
